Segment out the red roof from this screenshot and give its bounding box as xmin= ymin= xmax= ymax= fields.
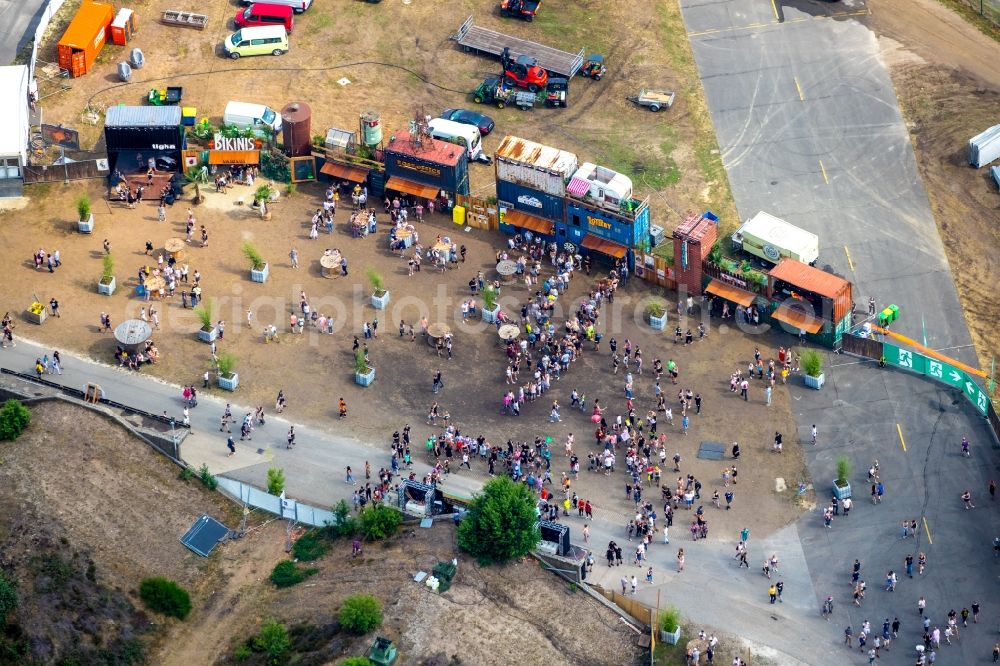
xmin=769 ymin=259 xmax=849 ymax=299
xmin=385 ymin=131 xmax=465 ymax=166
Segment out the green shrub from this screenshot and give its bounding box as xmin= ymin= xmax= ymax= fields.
xmin=366 ymin=268 xmax=385 ymax=294
xmin=194 ymin=303 xmax=214 ymax=329
xmin=234 ymin=644 xmax=252 ymax=662
xmin=139 ymin=577 xmax=191 ymax=620
xmin=216 ymin=351 xmax=237 ymax=378
xmin=659 ymin=606 xmax=681 ymax=633
xmin=270 ymin=560 xmax=317 ymax=588
xmin=836 ymin=457 xmax=851 ymax=487
xmin=292 ymin=530 xmax=330 ymax=562
xmin=354 ymin=348 xmax=370 ymax=374
xmin=241 ymin=241 xmax=266 ymax=271
xmin=178 ymin=466 xmax=195 ymax=481
xmin=253 ymin=619 xmax=290 ymax=663
xmin=801 ymin=349 xmax=823 ymax=377
xmin=457 ymin=476 xmax=540 ymax=565
xmin=646 ymin=301 xmax=666 ymax=319
xmin=359 ymin=505 xmax=401 ymax=542
xmin=267 ymin=467 xmax=285 ymax=496
xmin=198 ymin=463 xmax=218 ymax=491
xmin=481 ymin=284 xmax=498 ymax=311
xmin=101 ymin=253 xmax=115 ymax=280
xmin=326 ymin=500 xmax=358 ymax=538
xmin=76 ymin=195 xmax=91 ymax=220
xmin=0 ymin=573 xmax=17 ymax=625
xmin=338 ymin=594 xmax=382 ymax=635
xmin=0 ymin=400 xmax=31 ymax=441
xmin=340 ymin=658 xmax=374 ymax=666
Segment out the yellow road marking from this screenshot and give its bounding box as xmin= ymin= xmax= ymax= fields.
xmin=896 ymin=423 xmax=906 ymax=452
xmin=794 ymin=77 xmax=804 ymax=101
xmin=819 ymin=160 xmax=829 ymax=185
xmin=922 ymin=516 xmax=933 ymax=544
xmin=686 ymin=11 xmax=870 ymax=38
xmin=771 ymin=0 xmax=781 ymax=21
xmin=844 ymin=245 xmax=855 ymax=272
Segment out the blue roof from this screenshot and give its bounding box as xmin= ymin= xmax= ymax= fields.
xmin=105 ymin=105 xmax=181 ymax=128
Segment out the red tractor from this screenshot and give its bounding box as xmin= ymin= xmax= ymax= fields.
xmin=499 ymin=0 xmax=540 ymax=21
xmin=501 ymin=47 xmax=548 ymax=92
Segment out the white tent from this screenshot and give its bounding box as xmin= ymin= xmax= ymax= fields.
xmin=0 ymin=65 xmax=30 ymax=188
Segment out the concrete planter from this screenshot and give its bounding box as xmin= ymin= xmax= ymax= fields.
xmin=197 ymin=325 xmax=218 ymax=343
xmin=25 ymin=308 xmax=46 ymax=325
xmin=648 ymin=313 xmax=667 ymax=331
xmin=804 ymin=372 xmax=825 ymax=390
xmin=659 ymin=627 xmax=681 ymax=645
xmin=371 ymin=290 xmax=389 ymax=310
xmin=78 ymin=213 xmax=94 ymax=234
xmin=218 ymin=373 xmax=239 ymax=391
xmin=250 ymin=262 xmax=269 ymax=283
xmin=481 ymin=304 xmax=500 ymax=323
xmin=355 ymin=367 xmax=375 ymax=386
xmin=97 ymin=276 xmax=116 ymax=295
xmin=833 ymin=480 xmax=851 ymax=500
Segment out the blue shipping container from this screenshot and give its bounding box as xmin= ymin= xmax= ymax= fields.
xmin=566 ymin=202 xmax=650 ymax=249
xmin=496 ymin=179 xmax=565 ymax=222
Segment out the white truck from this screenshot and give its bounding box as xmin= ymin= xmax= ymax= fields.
xmin=731 ymin=211 xmax=819 ymax=266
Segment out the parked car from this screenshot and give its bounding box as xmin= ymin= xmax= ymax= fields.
xmin=440 ymin=108 xmax=495 ymax=136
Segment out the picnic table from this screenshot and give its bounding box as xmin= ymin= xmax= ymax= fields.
xmin=426 ymin=323 xmax=451 ymax=347
xmin=164 ymin=237 xmax=185 ymax=261
xmin=496 ymin=259 xmax=517 ymax=283
xmin=498 ymin=324 xmax=520 ymax=341
xmin=143 ymin=275 xmax=166 ymax=298
xmin=320 ymin=251 xmax=342 ymax=278
xmin=685 ymin=638 xmax=709 ymax=663
xmin=114 ymin=319 xmax=152 ymax=351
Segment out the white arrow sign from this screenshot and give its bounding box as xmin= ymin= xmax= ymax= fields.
xmin=965 ymin=381 xmax=977 ymax=396
xmin=949 ymin=370 xmax=962 ymax=382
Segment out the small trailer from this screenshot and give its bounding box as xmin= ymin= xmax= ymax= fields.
xmin=161 ymin=10 xmax=209 ymax=30
xmin=626 ymin=89 xmax=676 ymax=112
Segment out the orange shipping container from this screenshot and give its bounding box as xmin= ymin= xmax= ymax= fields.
xmin=57 ymin=1 xmax=115 ymax=78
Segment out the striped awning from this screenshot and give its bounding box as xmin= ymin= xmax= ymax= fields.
xmin=565 ymin=177 xmax=591 ymax=197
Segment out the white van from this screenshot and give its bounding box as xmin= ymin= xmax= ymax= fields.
xmin=239 ymin=0 xmax=312 ymax=13
xmin=427 ymin=118 xmax=488 ymax=163
xmin=224 ymin=101 xmax=283 ymax=134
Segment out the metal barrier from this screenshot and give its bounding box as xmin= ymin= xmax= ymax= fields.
xmin=840 ymin=334 xmax=883 ymax=360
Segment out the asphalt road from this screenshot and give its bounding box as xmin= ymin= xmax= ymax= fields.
xmin=0 ymin=0 xmax=48 ymax=66
xmin=680 ymin=0 xmax=1000 ymax=663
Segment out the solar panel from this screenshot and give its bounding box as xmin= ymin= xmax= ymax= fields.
xmin=180 ymin=514 xmax=230 ymax=557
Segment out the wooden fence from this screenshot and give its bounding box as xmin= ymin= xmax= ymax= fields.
xmin=840 ymin=334 xmax=883 ymax=360
xmin=635 ymin=253 xmax=677 ymax=291
xmin=455 ymin=194 xmax=498 ymax=231
xmin=703 ymin=262 xmax=768 ymax=295
xmin=594 ymin=584 xmax=656 ymax=630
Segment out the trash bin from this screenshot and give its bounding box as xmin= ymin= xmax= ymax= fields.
xmin=888 ymin=304 xmax=899 ymax=323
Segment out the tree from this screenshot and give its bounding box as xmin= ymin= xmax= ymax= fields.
xmin=139 ymin=577 xmax=192 ymax=620
xmin=0 ymin=573 xmax=17 ymax=625
xmin=0 ymin=400 xmax=31 ymax=441
xmin=267 ymin=467 xmax=285 ymax=496
xmin=253 ymin=619 xmax=290 ymax=664
xmin=359 ymin=504 xmax=401 ymax=541
xmin=457 ymin=476 xmax=540 ymax=565
xmin=338 ymin=594 xmax=382 ymax=634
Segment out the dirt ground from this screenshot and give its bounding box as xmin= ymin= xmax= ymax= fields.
xmin=867 ymin=0 xmax=1000 ymax=377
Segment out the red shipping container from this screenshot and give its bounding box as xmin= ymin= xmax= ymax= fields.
xmin=57 ymin=1 xmax=115 ymax=78
xmin=110 ymin=8 xmax=137 ymax=46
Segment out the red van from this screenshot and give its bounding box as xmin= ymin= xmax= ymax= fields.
xmin=234 ymin=3 xmax=294 ymax=33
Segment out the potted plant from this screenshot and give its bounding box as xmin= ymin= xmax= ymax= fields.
xmin=354 ymin=347 xmax=375 ymax=387
xmin=254 ymin=184 xmax=274 ymax=220
xmin=77 ymin=195 xmax=94 ymax=233
xmin=242 ymin=241 xmax=269 ymax=283
xmin=26 ymin=300 xmax=46 ymax=324
xmin=480 ymin=284 xmax=500 ymax=323
xmin=216 ymin=351 xmax=239 ymax=391
xmin=801 ymin=348 xmax=824 ymax=389
xmin=646 ymin=301 xmax=667 ymax=331
xmin=194 ymin=303 xmax=217 ymax=343
xmin=368 ymin=268 xmax=389 ymax=310
xmin=833 ymin=456 xmax=851 ymax=500
xmin=98 ymin=253 xmax=116 ymax=295
xmin=658 ymin=607 xmax=682 ymax=645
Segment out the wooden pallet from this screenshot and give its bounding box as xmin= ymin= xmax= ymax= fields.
xmin=161 ymin=10 xmax=209 ymax=30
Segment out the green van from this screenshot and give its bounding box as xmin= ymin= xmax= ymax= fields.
xmin=223 ymin=25 xmax=288 ymax=59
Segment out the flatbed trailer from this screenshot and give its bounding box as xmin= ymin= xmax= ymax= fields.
xmin=451 ymin=15 xmax=584 ymax=78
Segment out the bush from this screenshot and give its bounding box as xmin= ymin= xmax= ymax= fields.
xmin=338 ymin=594 xmax=382 ymax=635
xmin=354 ymin=348 xmax=370 ymax=374
xmin=481 ymin=284 xmax=498 ymax=311
xmin=340 ymin=658 xmax=374 ymax=666
xmin=0 ymin=573 xmax=17 ymax=625
xmin=836 ymin=457 xmax=851 ymax=486
xmin=457 ymin=476 xmax=540 ymax=565
xmin=646 ymin=301 xmax=666 ymax=319
xmin=0 ymin=400 xmax=31 ymax=441
xmin=326 ymin=500 xmax=358 ymax=538
xmin=139 ymin=577 xmax=191 ymax=620
xmin=241 ymin=241 xmax=266 ymax=270
xmin=216 ymin=351 xmax=237 ymax=378
xmin=76 ymin=195 xmax=91 ymax=220
xmin=234 ymin=645 xmax=252 ymax=662
xmin=194 ymin=303 xmax=214 ymax=329
xmin=198 ymin=463 xmax=218 ymax=491
xmin=267 ymin=467 xmax=285 ymax=496
xmin=801 ymin=349 xmax=823 ymax=377
xmin=659 ymin=606 xmax=681 ymax=633
xmin=253 ymin=619 xmax=290 ymax=663
xmin=366 ymin=268 xmax=384 ymax=294
xmin=359 ymin=505 xmax=401 ymax=542
xmin=292 ymin=530 xmax=330 ymax=562
xmin=101 ymin=253 xmax=115 ymax=280
xmin=270 ymin=560 xmax=317 ymax=588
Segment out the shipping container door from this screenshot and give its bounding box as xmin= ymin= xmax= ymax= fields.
xmin=71 ymin=50 xmax=86 ymax=77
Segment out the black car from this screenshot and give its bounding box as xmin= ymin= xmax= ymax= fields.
xmin=440 ymin=108 xmax=495 ymax=136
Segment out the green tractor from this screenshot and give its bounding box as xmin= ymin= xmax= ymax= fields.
xmin=473 ymin=74 xmax=514 ymax=109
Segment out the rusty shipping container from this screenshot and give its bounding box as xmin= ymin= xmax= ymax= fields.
xmin=57 ymin=1 xmax=115 ymax=78
xmin=494 ymin=135 xmax=578 ymax=198
xmin=768 ymin=259 xmax=853 ymax=322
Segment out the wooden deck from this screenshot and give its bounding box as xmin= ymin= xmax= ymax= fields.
xmin=452 ymin=16 xmax=584 ymax=78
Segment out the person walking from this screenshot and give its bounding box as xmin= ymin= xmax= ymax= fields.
xmin=286 ymin=426 xmax=296 ymax=449
xmin=768 ymin=583 xmax=777 ymax=604
xmin=811 ymin=424 xmax=818 ymax=445
xmin=226 ymin=435 xmax=236 ymax=457
xmin=346 ymin=466 xmax=356 ymax=485
xmin=677 ymin=547 xmax=685 ymax=572
xmin=289 ymin=247 xmax=299 ymax=268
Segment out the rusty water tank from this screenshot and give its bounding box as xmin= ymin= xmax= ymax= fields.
xmin=281 ymin=101 xmax=312 ymax=157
